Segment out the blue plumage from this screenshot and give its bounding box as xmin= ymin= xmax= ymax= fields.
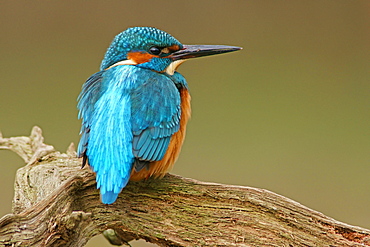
xmin=77 ymin=27 xmax=241 ymax=204
xmin=78 ymin=65 xmax=183 ymax=204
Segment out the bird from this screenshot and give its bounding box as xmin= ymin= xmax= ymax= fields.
xmin=77 ymin=27 xmax=241 ymax=204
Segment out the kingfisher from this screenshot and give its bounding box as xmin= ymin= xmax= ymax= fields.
xmin=77 ymin=27 xmax=241 ymax=204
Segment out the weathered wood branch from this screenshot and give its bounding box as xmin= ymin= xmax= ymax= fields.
xmin=0 ymin=127 xmax=369 ymax=246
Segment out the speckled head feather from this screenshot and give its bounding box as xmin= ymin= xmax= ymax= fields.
xmin=100 ymin=27 xmax=183 ymax=71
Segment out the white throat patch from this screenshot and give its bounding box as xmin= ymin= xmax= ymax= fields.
xmin=165 ymin=60 xmax=185 ymax=75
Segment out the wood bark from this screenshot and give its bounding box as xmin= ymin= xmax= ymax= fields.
xmin=0 ymin=126 xmax=369 ymax=246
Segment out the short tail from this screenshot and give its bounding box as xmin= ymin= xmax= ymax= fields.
xmin=101 ymin=191 xmax=120 ymax=204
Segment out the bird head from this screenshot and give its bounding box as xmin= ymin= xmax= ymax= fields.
xmin=101 ymin=27 xmax=241 ymax=74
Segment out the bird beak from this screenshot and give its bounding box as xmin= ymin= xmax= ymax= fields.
xmin=171 ymin=45 xmax=242 ymax=61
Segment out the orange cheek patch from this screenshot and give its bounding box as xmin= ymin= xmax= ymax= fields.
xmin=167 ymin=45 xmax=180 ymax=52
xmin=162 ymin=45 xmax=181 ymax=58
xmin=127 ymin=51 xmax=157 ymax=64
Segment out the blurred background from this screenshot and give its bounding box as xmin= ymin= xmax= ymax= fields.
xmin=0 ymin=1 xmax=369 ymax=246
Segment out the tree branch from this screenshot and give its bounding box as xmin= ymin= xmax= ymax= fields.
xmin=0 ymin=127 xmax=369 ymax=246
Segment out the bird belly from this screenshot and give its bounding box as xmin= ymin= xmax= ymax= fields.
xmin=130 ymin=88 xmax=191 ymax=181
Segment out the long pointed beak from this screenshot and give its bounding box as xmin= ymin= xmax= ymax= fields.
xmin=171 ymin=45 xmax=242 ymax=60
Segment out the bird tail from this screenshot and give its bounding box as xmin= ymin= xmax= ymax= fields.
xmin=101 ymin=191 xmax=119 ymax=204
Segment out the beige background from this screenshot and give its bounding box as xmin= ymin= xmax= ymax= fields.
xmin=0 ymin=1 xmax=369 ymax=246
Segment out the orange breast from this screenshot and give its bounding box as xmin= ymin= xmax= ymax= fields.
xmin=130 ymin=88 xmax=191 ymax=181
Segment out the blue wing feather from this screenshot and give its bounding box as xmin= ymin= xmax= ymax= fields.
xmin=130 ymin=69 xmax=181 ymax=164
xmin=152 ymin=138 xmax=168 ymax=160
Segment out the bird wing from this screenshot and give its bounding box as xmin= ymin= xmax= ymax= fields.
xmin=130 ymin=70 xmax=181 ymax=170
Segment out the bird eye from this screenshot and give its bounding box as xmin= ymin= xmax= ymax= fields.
xmin=149 ymin=46 xmax=161 ymax=55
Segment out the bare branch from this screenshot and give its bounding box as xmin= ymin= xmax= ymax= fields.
xmin=0 ymin=127 xmax=369 ymax=246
